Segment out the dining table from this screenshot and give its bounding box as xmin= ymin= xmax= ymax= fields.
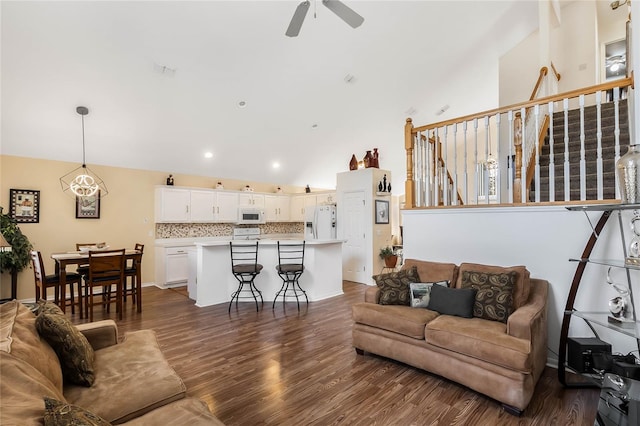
xmin=51 ymin=249 xmax=143 ymax=315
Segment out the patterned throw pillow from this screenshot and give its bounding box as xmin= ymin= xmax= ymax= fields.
xmin=35 ymin=309 xmax=95 ymax=387
xmin=43 ymin=397 xmax=112 ymax=426
xmin=373 ymin=266 xmax=421 ymax=305
xmin=460 ymin=270 xmax=516 ymax=323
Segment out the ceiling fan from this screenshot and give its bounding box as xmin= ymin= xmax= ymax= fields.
xmin=286 ymin=0 xmax=364 ymax=37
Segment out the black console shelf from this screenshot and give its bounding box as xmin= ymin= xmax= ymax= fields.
xmin=559 ymin=204 xmax=640 ymax=388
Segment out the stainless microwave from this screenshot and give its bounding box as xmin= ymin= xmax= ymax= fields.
xmin=236 ymin=207 xmax=265 ymax=224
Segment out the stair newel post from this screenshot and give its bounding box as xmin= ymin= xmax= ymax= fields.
xmin=513 ymin=113 xmax=523 ymax=203
xmin=405 ymin=118 xmax=415 ymax=208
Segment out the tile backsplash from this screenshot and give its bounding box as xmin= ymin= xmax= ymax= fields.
xmin=156 ymin=222 xmax=304 ymax=239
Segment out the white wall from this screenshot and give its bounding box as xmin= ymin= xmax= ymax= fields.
xmin=402 ymin=206 xmax=640 ymax=366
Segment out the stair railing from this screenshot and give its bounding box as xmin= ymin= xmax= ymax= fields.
xmin=404 ymin=76 xmax=633 ymax=208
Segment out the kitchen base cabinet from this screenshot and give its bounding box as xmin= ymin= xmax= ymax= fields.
xmin=155 ymin=245 xmax=192 ymax=288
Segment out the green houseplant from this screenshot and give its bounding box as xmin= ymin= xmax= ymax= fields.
xmin=0 ymin=207 xmax=33 ymax=299
xmin=379 ymin=246 xmax=398 ymax=268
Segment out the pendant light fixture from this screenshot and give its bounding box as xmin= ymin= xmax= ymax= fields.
xmin=60 ymin=106 xmax=108 ymax=198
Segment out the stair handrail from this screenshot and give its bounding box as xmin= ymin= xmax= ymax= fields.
xmin=404 ymin=76 xmax=634 ymax=208
xmin=529 ymin=66 xmax=549 ymax=101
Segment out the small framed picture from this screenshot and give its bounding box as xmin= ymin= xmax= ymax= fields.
xmin=10 ymin=189 xmax=40 ymax=223
xmin=375 ymin=199 xmax=389 ymax=224
xmin=76 ymin=191 xmax=100 ymax=219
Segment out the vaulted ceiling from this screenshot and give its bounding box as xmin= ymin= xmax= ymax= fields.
xmin=2 ymin=1 xmax=542 ymax=191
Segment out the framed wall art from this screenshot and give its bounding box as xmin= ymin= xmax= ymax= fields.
xmin=76 ymin=191 xmax=100 ymax=219
xmin=375 ymin=199 xmax=389 ymax=224
xmin=9 ymin=189 xmax=40 ymax=223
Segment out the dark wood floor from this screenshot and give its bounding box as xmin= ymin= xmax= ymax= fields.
xmin=73 ymin=282 xmax=599 ymax=425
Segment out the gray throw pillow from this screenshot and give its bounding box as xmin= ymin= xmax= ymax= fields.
xmin=427 ymin=284 xmax=477 ymax=318
xmin=409 ymin=281 xmax=449 ymax=308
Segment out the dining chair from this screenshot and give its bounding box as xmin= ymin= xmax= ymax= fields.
xmin=123 ymin=243 xmax=144 ymax=304
xmin=84 ymin=248 xmax=125 ymax=321
xmin=229 ymin=242 xmax=263 ymax=312
xmin=273 ymin=241 xmax=307 ymax=311
xmin=30 ymin=250 xmax=83 ymax=317
xmin=75 ymin=242 xmax=106 ymax=276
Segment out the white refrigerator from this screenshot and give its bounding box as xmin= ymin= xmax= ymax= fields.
xmin=305 ymin=205 xmax=337 ymax=240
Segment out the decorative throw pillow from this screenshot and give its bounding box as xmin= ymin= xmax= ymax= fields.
xmin=43 ymin=396 xmax=112 ymax=426
xmin=373 ymin=266 xmax=421 ymax=305
xmin=409 ymin=281 xmax=449 ymax=308
xmin=35 ymin=310 xmax=95 ymax=387
xmin=460 ymin=270 xmax=516 ymax=323
xmin=426 ymin=284 xmax=477 ymax=318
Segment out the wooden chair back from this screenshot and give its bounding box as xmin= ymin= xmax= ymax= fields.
xmin=88 ymin=249 xmax=125 ymax=283
xmin=30 ymin=250 xmax=46 ymax=299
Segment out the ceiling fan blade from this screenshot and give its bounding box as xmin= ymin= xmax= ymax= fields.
xmin=322 ymin=0 xmax=364 ymax=29
xmin=286 ymin=1 xmax=311 ymax=37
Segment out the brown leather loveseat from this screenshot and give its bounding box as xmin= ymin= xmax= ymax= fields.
xmin=352 ymin=259 xmax=548 ymax=415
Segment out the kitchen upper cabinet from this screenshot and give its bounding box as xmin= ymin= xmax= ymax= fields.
xmin=155 ymin=187 xmax=191 ymax=223
xmin=316 ymin=192 xmax=336 ymax=205
xmin=289 ymin=194 xmax=317 ymax=222
xmin=238 ymin=193 xmax=265 ymax=207
xmin=190 ymin=190 xmax=216 ymax=222
xmin=214 ymin=191 xmax=239 ymax=222
xmin=265 ymin=195 xmax=291 ymax=222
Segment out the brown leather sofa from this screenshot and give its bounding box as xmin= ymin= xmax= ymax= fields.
xmin=352 ymin=259 xmax=548 ymax=415
xmin=0 ymin=300 xmax=223 ymax=425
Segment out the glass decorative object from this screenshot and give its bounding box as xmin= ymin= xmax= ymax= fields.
xmin=630 ymin=210 xmax=640 ymax=258
xmin=349 ymin=154 xmax=358 ymax=171
xmin=363 ymin=150 xmax=373 ymax=168
xmin=616 ymin=144 xmax=640 ymax=203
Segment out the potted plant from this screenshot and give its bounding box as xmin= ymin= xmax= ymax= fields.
xmin=0 ymin=207 xmax=33 ymax=299
xmin=379 ymin=246 xmax=398 ymax=268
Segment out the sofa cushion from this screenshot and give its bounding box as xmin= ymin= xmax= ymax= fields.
xmin=36 ymin=307 xmax=96 ymax=387
xmin=426 ymin=284 xmax=477 ymax=318
xmin=456 ymin=263 xmax=530 ymax=310
xmin=64 ymin=329 xmax=187 ymax=424
xmin=425 ymin=314 xmax=532 ymax=372
xmin=460 ymin=270 xmax=516 ymax=323
xmin=402 ymin=259 xmax=458 ymax=284
xmin=0 ymin=300 xmax=63 ymax=392
xmin=352 ymin=302 xmax=439 ymax=339
xmin=0 ymin=350 xmax=67 ymax=426
xmin=373 ymin=266 xmax=421 ymax=305
xmin=125 ymin=398 xmax=225 ymax=426
xmin=44 ymin=396 xmax=112 ymax=426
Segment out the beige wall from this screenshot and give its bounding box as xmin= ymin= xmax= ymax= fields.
xmin=0 ymin=155 xmax=309 ymax=300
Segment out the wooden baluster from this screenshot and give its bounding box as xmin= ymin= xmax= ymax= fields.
xmin=513 ymin=114 xmax=523 ymax=203
xmin=404 ymin=118 xmax=415 ymax=208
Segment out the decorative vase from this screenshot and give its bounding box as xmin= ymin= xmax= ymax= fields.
xmin=372 ymin=148 xmax=379 ymax=168
xmin=349 ymin=154 xmax=358 ymax=171
xmin=216 ymin=182 xmax=224 ymax=189
xmin=378 ymin=181 xmax=383 ymax=192
xmin=616 ymin=144 xmax=640 ymax=203
xmin=305 ymin=185 xmax=311 ymax=193
xmin=363 ymin=150 xmax=373 ymax=168
xmin=382 ymin=174 xmax=387 ymax=192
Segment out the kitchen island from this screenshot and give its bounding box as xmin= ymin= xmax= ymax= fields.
xmin=195 ymin=239 xmax=344 ymax=307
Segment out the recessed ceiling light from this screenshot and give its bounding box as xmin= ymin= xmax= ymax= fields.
xmin=311 ymin=124 xmax=318 ymax=129
xmin=435 ymin=104 xmax=450 ymax=116
xmin=344 ymin=74 xmax=356 ymax=84
xmin=204 ymin=152 xmax=213 ymax=159
xmin=272 ymin=162 xmax=281 ymax=169
xmin=238 ymin=101 xmax=247 ymax=108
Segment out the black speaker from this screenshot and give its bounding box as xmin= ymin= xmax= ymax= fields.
xmin=567 ymin=337 xmax=611 ymax=373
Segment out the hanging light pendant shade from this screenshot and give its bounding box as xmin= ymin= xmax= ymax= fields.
xmin=60 ymin=106 xmax=108 ymax=198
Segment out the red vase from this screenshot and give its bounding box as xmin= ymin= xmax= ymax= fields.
xmin=372 ymin=148 xmax=379 ymax=168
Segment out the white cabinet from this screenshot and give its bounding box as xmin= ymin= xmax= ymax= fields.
xmin=155 ymin=245 xmax=191 ymax=288
xmin=190 ymin=190 xmax=216 ymax=222
xmin=214 ymin=191 xmax=239 ymax=222
xmin=238 ymin=193 xmax=264 ymax=207
xmin=265 ymin=195 xmax=291 ymax=222
xmin=290 ymin=194 xmax=317 ymax=222
xmin=155 ymin=187 xmax=191 ymax=222
xmin=316 ymin=192 xmax=336 ymax=205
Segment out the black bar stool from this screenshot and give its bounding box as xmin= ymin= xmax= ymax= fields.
xmin=229 ymin=242 xmax=263 ymax=312
xmin=273 ymin=241 xmax=307 ymax=311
